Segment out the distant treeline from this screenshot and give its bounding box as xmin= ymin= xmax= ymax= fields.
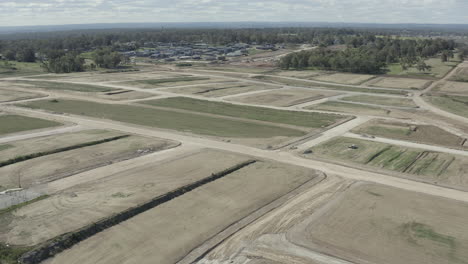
xmin=280 ymin=36 xmax=457 ymax=73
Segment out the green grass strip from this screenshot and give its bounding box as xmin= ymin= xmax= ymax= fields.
xmin=0 ymin=135 xmax=129 ymax=168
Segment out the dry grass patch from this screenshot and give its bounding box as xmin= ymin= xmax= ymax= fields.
xmin=0 ymin=134 xmax=176 ymax=190
xmin=365 ymin=77 xmax=432 ymax=90
xmin=306 ymin=101 xmax=392 ymax=116
xmin=45 ymin=159 xmax=321 ymax=264
xmin=425 ymin=94 xmax=468 ymax=118
xmin=352 ymin=120 xmax=466 ymax=149
xmin=341 ymin=95 xmax=417 ymax=108
xmin=307 ymin=137 xmax=468 ymax=189
xmin=160 ymin=83 xmax=274 ymax=98
xmin=290 ymin=183 xmax=468 ymax=264
xmin=432 ymin=81 xmax=468 ymax=94
xmin=312 ymin=73 xmax=375 ymax=85
xmin=228 ymin=88 xmax=339 ymax=107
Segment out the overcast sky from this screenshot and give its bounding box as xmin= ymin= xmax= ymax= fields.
xmin=1 ymin=0 xmax=467 ymax=26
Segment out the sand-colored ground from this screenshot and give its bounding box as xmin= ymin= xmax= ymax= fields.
xmin=433 ymin=81 xmax=468 ymax=94
xmin=0 ymin=134 xmax=177 ymax=190
xmin=43 ymin=71 xmax=180 ymax=83
xmin=228 ymin=88 xmax=340 ymax=107
xmin=160 ymin=83 xmax=275 ymax=98
xmin=365 ymin=77 xmax=432 ymax=90
xmin=44 ymin=159 xmax=321 ymax=264
xmin=312 ymin=73 xmax=375 ymax=85
xmin=289 ymin=183 xmax=468 ymax=264
xmin=0 ymin=149 xmax=253 ymax=246
xmin=0 ymin=88 xmax=44 ymax=103
xmin=0 ymin=129 xmax=122 ymax=162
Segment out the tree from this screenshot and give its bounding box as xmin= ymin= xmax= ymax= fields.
xmin=92 ymin=48 xmax=122 ymax=68
xmin=416 ymin=59 xmax=431 ymax=72
xmin=4 ymin=50 xmax=16 ymax=61
xmin=16 ymin=47 xmax=36 ymax=62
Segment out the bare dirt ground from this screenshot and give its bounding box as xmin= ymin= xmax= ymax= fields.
xmin=0 ymin=134 xmax=177 ymax=190
xmin=312 ymin=73 xmax=375 ymax=85
xmin=288 ymin=183 xmax=468 ymax=264
xmin=228 ymin=88 xmax=340 ymax=107
xmin=432 ymin=81 xmax=468 ymax=95
xmin=365 ymin=77 xmax=432 ymax=90
xmin=160 ymin=82 xmax=275 ymax=98
xmin=0 ymin=86 xmax=44 ymax=103
xmin=44 ymin=159 xmax=322 ymax=264
xmin=0 ymin=149 xmax=251 ymax=246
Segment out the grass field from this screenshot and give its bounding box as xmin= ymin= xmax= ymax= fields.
xmin=141 ymin=97 xmax=348 ymax=128
xmin=254 ymin=75 xmax=408 ymax=95
xmin=425 ymin=95 xmax=468 ymax=118
xmin=307 ymin=137 xmax=468 ymax=188
xmin=341 ymin=95 xmax=417 ymax=108
xmin=21 ymin=99 xmax=306 ymax=138
xmin=228 ymin=88 xmax=339 ymax=107
xmin=45 ymin=159 xmax=321 ymax=264
xmin=365 ymin=77 xmax=432 ymax=90
xmin=306 ymin=101 xmax=393 ymax=116
xmin=14 ymin=80 xmax=115 ymax=92
xmin=0 ymin=115 xmax=61 ymax=136
xmin=0 ymin=62 xmax=44 ymax=78
xmin=387 ymin=57 xmax=460 ymax=78
xmin=290 ymin=183 xmax=468 ymax=264
xmin=0 ymin=89 xmax=44 ymax=103
xmin=352 ymin=120 xmax=466 ymax=148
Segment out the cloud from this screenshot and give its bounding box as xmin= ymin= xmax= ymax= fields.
xmin=0 ymin=0 xmax=466 ymax=26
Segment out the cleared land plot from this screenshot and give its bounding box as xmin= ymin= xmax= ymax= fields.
xmin=426 ymin=95 xmax=468 ymax=118
xmin=45 ymin=159 xmax=321 ymax=264
xmin=306 ymin=101 xmax=392 ymax=116
xmin=96 ymin=90 xmax=155 ymax=101
xmin=312 ymin=73 xmax=375 ymax=85
xmin=34 ymin=71 xmax=170 ymax=83
xmin=0 ymin=134 xmax=176 ymax=190
xmin=21 ymin=99 xmax=306 ymax=139
xmin=160 ymin=83 xmax=275 ymax=98
xmin=0 ymin=88 xmax=44 ymax=103
xmin=253 ymin=75 xmax=408 ymax=95
xmin=432 ymin=81 xmax=468 ymax=94
xmin=352 ymin=120 xmax=467 ymax=149
xmin=291 ymin=183 xmax=468 ymax=264
xmin=141 ymin=97 xmax=348 ymax=129
xmin=365 ymin=77 xmax=431 ymax=90
xmin=341 ymin=95 xmax=417 ymax=108
xmin=228 ymin=88 xmax=340 ymax=107
xmin=124 ymin=76 xmax=232 ymax=89
xmin=0 ymin=62 xmax=43 ymax=78
xmin=387 ymin=57 xmax=459 ymax=78
xmin=0 ymin=149 xmax=257 ymax=247
xmin=0 ymin=115 xmax=61 ymax=136
xmin=12 ymin=80 xmax=115 ymax=93
xmin=274 ymin=70 xmax=325 ymax=79
xmin=307 ymin=137 xmax=468 ymax=189
xmin=451 ymin=65 xmax=468 ymax=82
xmin=0 ymin=129 xmax=122 ymax=165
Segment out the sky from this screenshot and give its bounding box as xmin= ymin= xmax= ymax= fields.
xmin=1 ymin=0 xmax=467 ymax=27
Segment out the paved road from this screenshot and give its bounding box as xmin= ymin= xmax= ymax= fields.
xmin=3 ymin=105 xmax=468 ymax=204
